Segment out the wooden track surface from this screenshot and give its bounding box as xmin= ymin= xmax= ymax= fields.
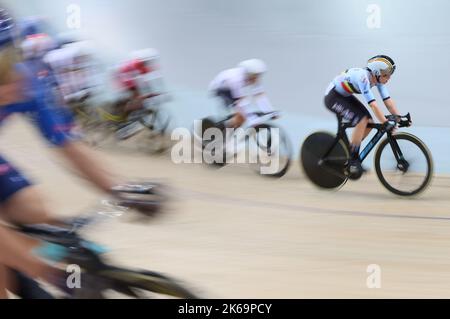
xmin=1 ymin=117 xmax=450 ymax=298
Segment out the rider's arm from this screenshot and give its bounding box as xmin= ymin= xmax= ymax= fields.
xmin=31 ymin=91 xmax=121 ymax=193
xmin=58 ymin=141 xmax=120 ymax=193
xmin=378 ymin=84 xmax=400 ymax=116
xmin=368 ymin=100 xmax=388 ymax=124
xmin=384 ymin=98 xmax=400 ymax=117
xmin=254 ymin=93 xmax=274 ymax=113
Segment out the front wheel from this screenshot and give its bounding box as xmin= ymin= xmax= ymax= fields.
xmin=250 ymin=124 xmax=292 ymax=178
xmin=137 ymin=108 xmax=173 ymax=154
xmin=73 ymin=268 xmax=200 ymax=299
xmin=374 ymin=132 xmax=433 ymax=196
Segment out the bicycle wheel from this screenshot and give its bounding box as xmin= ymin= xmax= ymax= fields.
xmin=374 ymin=133 xmax=433 ymax=196
xmin=199 ymin=118 xmax=227 ymax=167
xmin=92 ymin=268 xmax=199 ymax=299
xmin=137 ymin=109 xmax=172 ymax=154
xmin=301 ymin=132 xmax=349 ymax=189
xmin=250 ymin=124 xmax=292 ymax=178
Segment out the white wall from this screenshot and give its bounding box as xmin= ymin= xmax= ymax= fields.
xmin=4 ymin=0 xmax=450 ymax=127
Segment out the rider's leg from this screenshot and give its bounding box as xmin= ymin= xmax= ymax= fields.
xmin=350 ymin=116 xmax=370 ymax=159
xmin=324 ymin=89 xmax=372 ymax=169
xmin=0 ymin=156 xmax=63 ymax=227
xmin=0 ymin=223 xmax=49 ymax=279
xmin=1 ymin=186 xmax=59 ymax=226
xmin=124 ymin=88 xmax=143 ymax=115
xmin=0 ymin=264 xmax=8 ymax=299
xmin=231 ymin=111 xmax=246 ymax=128
xmin=215 ymin=89 xmax=244 ymax=129
xmin=363 ymin=119 xmax=374 ymax=140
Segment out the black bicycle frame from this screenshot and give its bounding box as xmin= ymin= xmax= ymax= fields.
xmin=322 ymin=117 xmax=391 ymax=164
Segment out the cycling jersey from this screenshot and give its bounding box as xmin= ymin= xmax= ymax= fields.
xmin=117 ymin=59 xmax=153 ymax=91
xmin=0 ymin=60 xmax=79 ymax=203
xmin=44 ymin=45 xmax=94 ymax=102
xmin=0 ymin=61 xmax=77 ymax=146
xmin=209 ymin=67 xmax=273 ymax=117
xmin=209 ymin=67 xmax=264 ymax=102
xmin=327 ymin=68 xmax=390 ymax=104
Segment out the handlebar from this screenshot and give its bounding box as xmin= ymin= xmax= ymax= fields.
xmin=246 ymin=111 xmax=281 ymax=120
xmin=385 ymin=113 xmax=412 ymax=128
xmin=17 ymin=181 xmax=167 ymax=241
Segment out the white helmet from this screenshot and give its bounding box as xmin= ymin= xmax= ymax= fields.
xmin=239 ymin=59 xmax=267 ymax=76
xmin=130 ymin=48 xmax=159 ymax=63
xmin=367 ymin=55 xmax=396 ymax=78
xmin=21 ymin=33 xmax=56 ymax=59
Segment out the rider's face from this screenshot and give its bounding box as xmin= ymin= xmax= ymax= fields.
xmin=378 ymin=73 xmax=391 ymax=84
xmin=247 ymin=74 xmax=260 ymax=85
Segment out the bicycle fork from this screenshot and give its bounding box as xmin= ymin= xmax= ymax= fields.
xmin=387 ymin=134 xmax=409 ymax=173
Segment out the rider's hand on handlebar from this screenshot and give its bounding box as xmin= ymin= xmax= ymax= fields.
xmin=110 ymin=182 xmax=166 ymax=218
xmin=382 ymin=120 xmax=397 ymax=133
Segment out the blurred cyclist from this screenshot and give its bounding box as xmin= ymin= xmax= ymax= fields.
xmin=44 ymin=32 xmax=97 ymax=105
xmin=115 ymin=48 xmax=165 ymax=118
xmin=324 ymin=55 xmax=406 ymax=177
xmin=208 ymin=58 xmax=276 ymax=129
xmin=0 ymin=10 xmax=135 ymax=298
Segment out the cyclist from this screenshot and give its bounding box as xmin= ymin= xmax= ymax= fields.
xmin=208 ymin=58 xmax=276 ymax=129
xmin=0 ymin=10 xmax=144 ymax=298
xmin=44 ymin=33 xmax=97 ymax=106
xmin=324 ymin=55 xmax=406 ymax=177
xmin=115 ymin=48 xmax=165 ymax=118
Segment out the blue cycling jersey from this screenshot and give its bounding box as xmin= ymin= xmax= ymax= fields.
xmin=328 ymin=68 xmax=391 ymax=104
xmin=0 ymin=59 xmax=76 ymax=146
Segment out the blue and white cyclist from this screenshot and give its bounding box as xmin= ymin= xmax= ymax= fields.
xmin=0 ymin=11 xmax=124 ymax=298
xmin=324 ymin=55 xmax=407 ymax=176
xmin=209 ymin=59 xmax=277 ymax=129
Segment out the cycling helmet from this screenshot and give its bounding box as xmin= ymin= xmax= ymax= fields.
xmin=367 ymin=55 xmax=396 ymax=79
xmin=238 ymin=59 xmax=267 ymax=76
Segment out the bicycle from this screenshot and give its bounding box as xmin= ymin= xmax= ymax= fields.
xmin=70 ymin=96 xmax=172 ymax=154
xmin=196 ymin=111 xmax=292 ymax=178
xmin=300 ymin=114 xmax=433 ymax=196
xmin=13 ymin=182 xmax=200 ymax=299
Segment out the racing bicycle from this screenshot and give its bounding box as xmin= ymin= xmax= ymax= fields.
xmin=13 ymin=182 xmax=200 ymax=299
xmin=196 ymin=111 xmax=292 ymax=178
xmin=300 ymin=114 xmax=433 ymax=196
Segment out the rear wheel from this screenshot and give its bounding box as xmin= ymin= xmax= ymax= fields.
xmin=374 ymin=133 xmax=433 ymax=196
xmin=198 ymin=117 xmax=227 ymax=167
xmin=301 ymin=132 xmax=349 ymax=189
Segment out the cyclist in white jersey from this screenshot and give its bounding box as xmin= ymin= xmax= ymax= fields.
xmin=209 ymin=59 xmax=276 ymax=128
xmin=43 ymin=33 xmax=96 ymax=105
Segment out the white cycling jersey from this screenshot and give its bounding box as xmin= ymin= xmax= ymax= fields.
xmin=209 ymin=67 xmax=264 ymax=98
xmin=44 ymin=44 xmax=96 ymax=103
xmin=209 ymin=67 xmax=274 ymax=116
